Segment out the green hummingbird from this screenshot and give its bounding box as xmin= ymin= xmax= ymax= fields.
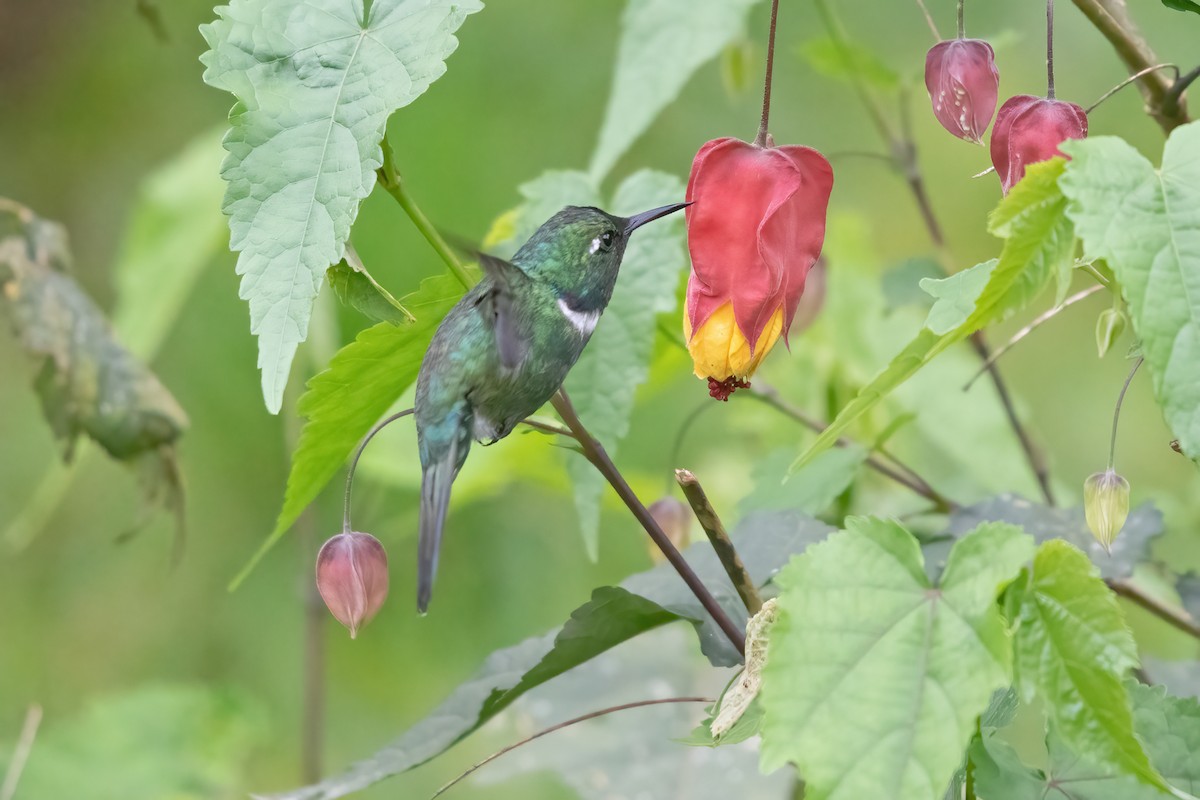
xmin=413 ymin=201 xmax=688 ymax=612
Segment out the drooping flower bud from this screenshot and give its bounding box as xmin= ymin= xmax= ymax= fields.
xmin=990 ymin=95 xmax=1088 ymax=194
xmin=316 ymin=531 xmax=389 ymax=638
xmin=684 ymin=138 xmax=833 ymax=400
xmin=924 ymin=39 xmax=1000 ymax=143
xmin=1083 ymin=469 xmax=1130 ymax=554
xmin=647 ymin=496 xmax=692 ymax=563
xmin=1095 ymin=307 xmax=1127 ymax=358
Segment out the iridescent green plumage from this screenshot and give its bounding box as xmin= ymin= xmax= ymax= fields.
xmin=413 ymin=202 xmax=686 ymax=612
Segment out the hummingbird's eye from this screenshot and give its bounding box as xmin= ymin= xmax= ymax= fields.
xmin=599 ymin=230 xmax=616 ymax=251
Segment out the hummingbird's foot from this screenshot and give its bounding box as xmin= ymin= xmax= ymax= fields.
xmin=707 ymin=376 xmax=751 ymax=401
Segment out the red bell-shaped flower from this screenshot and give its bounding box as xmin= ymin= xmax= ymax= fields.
xmin=684 ymin=138 xmax=833 ymax=399
xmin=316 ymin=531 xmax=389 ymax=638
xmin=924 ymin=39 xmax=999 ymax=143
xmin=990 ymin=95 xmax=1088 ymax=194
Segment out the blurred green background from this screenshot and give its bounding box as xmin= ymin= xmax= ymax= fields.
xmin=1 ymin=0 xmax=1198 ymax=797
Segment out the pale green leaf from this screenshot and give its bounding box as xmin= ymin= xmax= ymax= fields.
xmin=1060 ymin=124 xmax=1200 ymax=462
xmin=920 ymin=259 xmax=996 ymax=335
xmin=1008 ymin=539 xmax=1165 ymax=789
xmin=326 ymin=245 xmax=413 ymax=325
xmin=111 ymin=127 xmax=228 ymax=359
xmin=199 ymin=0 xmax=482 ymax=412
xmin=759 ymin=518 xmax=1034 ymax=800
xmin=798 ymin=36 xmax=900 ymax=91
xmin=588 ymin=0 xmax=760 ymax=182
xmin=791 ymin=159 xmax=1068 ymax=473
xmin=237 ymin=272 xmax=463 ymax=588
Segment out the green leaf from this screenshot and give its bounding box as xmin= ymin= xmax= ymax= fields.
xmin=971 ymin=682 xmax=1200 ymax=799
xmin=1008 ymin=539 xmax=1165 ymax=790
xmin=759 ymin=518 xmax=1034 ymax=799
xmin=1061 ymin=124 xmax=1200 ymax=462
xmin=199 ymin=0 xmax=482 ymax=413
xmin=564 ymin=170 xmax=687 ymax=558
xmin=1144 ymin=658 xmax=1200 ymax=701
xmin=268 ymin=510 xmax=832 ymax=799
xmin=0 ymin=685 xmax=264 ymax=799
xmin=798 ymin=36 xmax=900 ymax=91
xmin=791 ymin=159 xmax=1070 ymax=473
xmin=881 ymin=256 xmax=944 ymax=313
xmin=739 ymin=445 xmax=867 ymax=516
xmin=237 ymin=272 xmax=463 ymax=589
xmin=946 ymin=493 xmax=1164 ymax=580
xmin=1161 ymin=0 xmax=1200 ymax=15
xmin=920 ymin=259 xmax=997 ymax=335
xmin=588 ymin=0 xmax=760 ymax=182
xmin=0 ymin=201 xmax=188 ymax=464
xmin=326 ymin=246 xmax=413 ymax=325
xmin=110 ymin=127 xmax=229 ymax=359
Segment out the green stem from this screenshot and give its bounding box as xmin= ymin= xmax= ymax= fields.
xmin=958 ymin=0 xmax=965 ymax=38
xmin=378 ymin=136 xmax=474 ymax=290
xmin=1108 ymin=356 xmax=1143 ymax=469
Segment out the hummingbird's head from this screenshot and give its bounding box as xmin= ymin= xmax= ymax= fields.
xmin=513 ymin=202 xmax=688 ymax=311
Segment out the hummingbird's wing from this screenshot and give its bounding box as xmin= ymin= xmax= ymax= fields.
xmin=474 ymin=252 xmax=532 ymax=369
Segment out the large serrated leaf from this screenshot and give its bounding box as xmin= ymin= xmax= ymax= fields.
xmin=790 ymin=159 xmax=1069 ymax=473
xmin=238 ymin=272 xmax=464 ymax=588
xmin=1061 ymin=124 xmax=1200 ymax=462
xmin=588 ymin=0 xmax=760 ymax=182
xmin=199 ymin=0 xmax=482 ymax=412
xmin=1008 ymin=540 xmax=1167 ymax=791
xmin=267 ymin=510 xmax=831 ymax=800
xmin=759 ymin=518 xmax=1034 ymax=800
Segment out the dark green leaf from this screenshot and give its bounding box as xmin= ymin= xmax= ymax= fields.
xmin=326 ymin=247 xmax=414 ymax=326
xmin=589 ymin=0 xmax=761 ymax=181
xmin=760 ymin=519 xmax=1034 ymax=799
xmin=199 ymin=0 xmax=482 ymax=412
xmin=1008 ymin=540 xmax=1166 ymax=790
xmin=269 ymin=510 xmax=831 ymax=799
xmin=1161 ymin=0 xmax=1200 ymax=15
xmin=238 ymin=272 xmax=464 ymax=588
xmin=1061 ymin=124 xmax=1200 ymax=462
xmin=945 ymin=493 xmax=1163 ymax=580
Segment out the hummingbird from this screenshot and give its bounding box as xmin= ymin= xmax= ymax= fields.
xmin=413 ymin=201 xmax=689 ymax=612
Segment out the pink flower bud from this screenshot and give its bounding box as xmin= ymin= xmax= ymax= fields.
xmin=683 ymin=137 xmax=833 ymax=396
xmin=924 ymin=39 xmax=1000 ymax=144
xmin=647 ymin=497 xmax=692 ymax=563
xmin=316 ymin=532 xmax=389 ymax=638
xmin=990 ymin=95 xmax=1088 ymax=194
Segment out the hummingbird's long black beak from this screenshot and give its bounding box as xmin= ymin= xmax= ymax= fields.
xmin=622 ymin=202 xmax=690 ymax=235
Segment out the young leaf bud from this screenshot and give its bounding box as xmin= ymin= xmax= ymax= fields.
xmin=1095 ymin=308 xmax=1127 ymax=358
xmin=647 ymin=497 xmax=692 ymax=563
xmin=316 ymin=531 xmax=389 ymax=638
xmin=1083 ymin=469 xmax=1130 ymax=554
xmin=924 ymin=39 xmax=1000 ymax=144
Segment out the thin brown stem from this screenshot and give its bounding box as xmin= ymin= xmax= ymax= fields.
xmin=964 ymin=285 xmax=1106 ymax=390
xmin=430 ymin=697 xmax=712 ymax=799
xmin=551 ymin=389 xmax=747 ymax=655
xmin=0 ymin=705 xmax=42 ymax=800
xmin=1087 ymin=64 xmax=1178 ymax=114
xmin=519 ymin=417 xmax=574 ymax=438
xmin=674 ymin=469 xmax=764 ymax=615
xmin=1164 ymin=64 xmax=1200 ymax=119
xmin=914 ymin=0 xmax=941 ymax=41
xmin=1069 ymin=0 xmax=1190 ymax=133
xmin=1108 ymin=578 xmax=1200 ymax=640
xmin=746 ymin=383 xmax=959 ymax=513
xmin=754 ymin=0 xmax=781 ymax=147
xmin=1108 ymin=356 xmax=1143 ymax=469
xmin=343 ymin=409 xmax=416 ymax=533
xmin=1047 ymin=0 xmax=1056 ymax=99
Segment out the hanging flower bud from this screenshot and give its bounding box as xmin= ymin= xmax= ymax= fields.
xmin=1095 ymin=307 xmax=1127 ymax=358
xmin=316 ymin=531 xmax=389 ymax=638
xmin=646 ymin=496 xmax=692 ymax=563
xmin=1083 ymin=469 xmax=1130 ymax=554
xmin=924 ymin=39 xmax=1000 ymax=143
xmin=990 ymin=95 xmax=1088 ymax=194
xmin=684 ymin=138 xmax=833 ymax=400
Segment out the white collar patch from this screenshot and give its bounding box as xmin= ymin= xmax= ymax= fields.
xmin=557 ymin=298 xmax=601 ymax=336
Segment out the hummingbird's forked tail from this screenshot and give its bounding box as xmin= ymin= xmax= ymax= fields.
xmin=417 ymin=435 xmax=459 ymax=614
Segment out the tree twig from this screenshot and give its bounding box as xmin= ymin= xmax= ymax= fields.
xmin=0 ymin=705 xmax=43 ymax=800
xmin=429 ymin=697 xmax=712 ymax=799
xmin=674 ymin=469 xmax=764 ymax=615
xmin=746 ymin=383 xmax=959 ymax=513
xmin=964 ymin=285 xmax=1106 ymax=390
xmin=1087 ymin=64 xmax=1178 ymax=114
xmin=1108 ymin=578 xmax=1200 ymax=640
xmin=551 ymin=389 xmax=747 ymax=656
xmin=1068 ymin=0 xmax=1190 ymax=133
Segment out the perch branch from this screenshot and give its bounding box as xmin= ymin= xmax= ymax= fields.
xmin=674 ymin=469 xmax=764 ymax=615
